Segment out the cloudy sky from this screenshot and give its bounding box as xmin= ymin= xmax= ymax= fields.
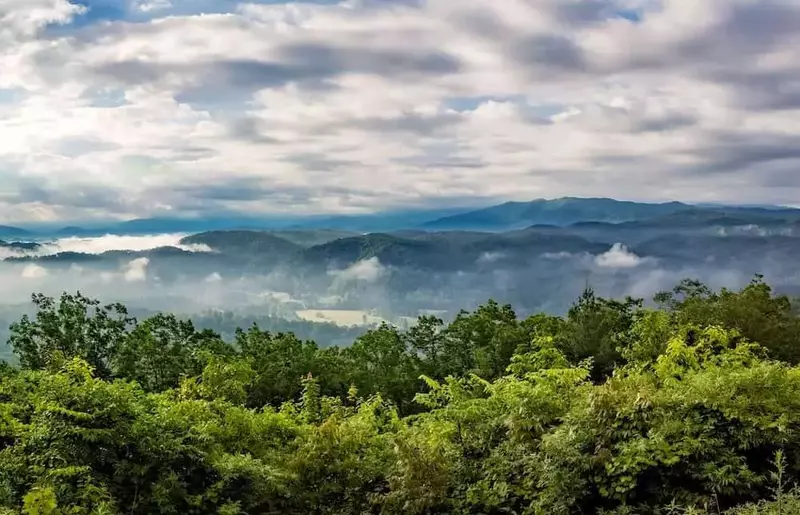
xmin=1 ymin=0 xmax=800 ymax=223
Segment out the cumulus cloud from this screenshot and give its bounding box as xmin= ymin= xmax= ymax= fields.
xmin=594 ymin=243 xmax=649 ymax=269
xmin=123 ymin=258 xmax=150 ymax=282
xmin=20 ymin=263 xmax=48 ymax=279
xmin=0 ymin=0 xmax=85 ymax=42
xmin=1 ymin=0 xmax=800 ymax=224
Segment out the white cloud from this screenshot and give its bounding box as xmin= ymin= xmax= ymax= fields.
xmin=477 ymin=251 xmax=506 ymax=264
xmin=123 ymin=257 xmax=150 ymax=282
xmin=0 ymin=0 xmax=85 ymax=42
xmin=20 ymin=263 xmax=48 ymax=279
xmin=595 ymin=243 xmax=649 ymax=269
xmin=3 ymin=0 xmax=800 ymax=223
xmin=331 ymin=257 xmax=386 ymax=282
xmin=135 ymin=0 xmax=173 ymax=13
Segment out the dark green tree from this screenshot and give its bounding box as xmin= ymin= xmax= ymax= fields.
xmin=8 ymin=292 xmax=134 ymax=377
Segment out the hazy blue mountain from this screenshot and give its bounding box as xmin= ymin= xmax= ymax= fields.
xmin=286 ymin=206 xmax=477 ymax=232
xmin=111 ymin=217 xmax=272 ymax=235
xmin=33 ymin=207 xmax=477 ymax=237
xmin=52 ymin=226 xmax=102 ymax=237
xmin=0 ymin=226 xmax=32 ymax=239
xmin=14 ymin=198 xmax=800 ymax=238
xmin=421 ymin=197 xmax=694 ymax=231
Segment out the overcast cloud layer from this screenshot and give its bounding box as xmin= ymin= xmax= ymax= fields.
xmin=2 ymin=0 xmax=800 ymax=223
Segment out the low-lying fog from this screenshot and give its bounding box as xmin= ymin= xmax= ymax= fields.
xmin=3 ymin=233 xmax=799 ymax=333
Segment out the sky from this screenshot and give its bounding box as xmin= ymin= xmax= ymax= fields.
xmin=2 ymin=0 xmax=800 ymax=224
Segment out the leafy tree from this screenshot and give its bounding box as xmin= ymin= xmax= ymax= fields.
xmin=404 ymin=315 xmax=446 ymax=378
xmin=235 ymin=326 xmax=320 ymax=407
xmin=8 ymin=292 xmax=134 ymax=378
xmin=657 ymin=276 xmax=800 ymax=364
xmin=342 ymin=324 xmax=422 ymax=413
xmin=442 ymin=300 xmax=532 ymax=380
xmin=113 ymin=313 xmax=231 ymax=392
xmin=557 ymin=288 xmax=642 ymax=380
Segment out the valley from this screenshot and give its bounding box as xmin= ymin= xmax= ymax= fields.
xmin=4 ymin=197 xmax=800 ymax=346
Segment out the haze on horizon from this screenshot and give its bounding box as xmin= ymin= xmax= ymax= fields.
xmin=2 ymin=0 xmax=800 ymax=225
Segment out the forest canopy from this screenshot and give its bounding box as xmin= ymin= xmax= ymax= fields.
xmin=2 ymin=276 xmax=800 ymax=513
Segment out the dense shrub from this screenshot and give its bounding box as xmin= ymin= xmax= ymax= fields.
xmin=2 ymin=277 xmax=800 ymax=513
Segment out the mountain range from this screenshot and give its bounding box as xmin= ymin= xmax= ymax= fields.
xmin=5 ymin=196 xmax=800 ymax=319
xmin=8 ymin=205 xmax=800 ymax=273
xmin=3 ymin=197 xmax=800 ymax=239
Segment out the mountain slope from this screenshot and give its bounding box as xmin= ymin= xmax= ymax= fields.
xmin=265 ymin=229 xmax=358 ymax=248
xmin=180 ymin=231 xmax=302 ymax=258
xmin=298 ymin=233 xmax=440 ymax=268
xmin=297 ymin=230 xmax=608 ymax=271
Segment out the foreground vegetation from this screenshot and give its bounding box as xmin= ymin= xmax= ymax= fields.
xmin=3 ymin=276 xmax=800 ymax=513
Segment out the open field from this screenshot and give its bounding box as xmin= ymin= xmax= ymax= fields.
xmin=296 ymin=309 xmax=387 ymax=327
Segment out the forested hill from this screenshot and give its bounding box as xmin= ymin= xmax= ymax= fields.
xmin=2 ymin=277 xmax=800 ymax=513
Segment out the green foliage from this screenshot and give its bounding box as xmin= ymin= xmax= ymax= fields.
xmin=442 ymin=300 xmax=532 ymax=379
xmin=656 ymin=275 xmax=800 ymax=364
xmin=2 ymin=277 xmax=800 ymax=513
xmin=9 ymin=293 xmax=134 ymax=378
xmin=113 ymin=314 xmax=229 ymax=393
xmin=235 ymin=327 xmax=321 ymax=407
xmin=558 ymin=288 xmax=642 ymax=380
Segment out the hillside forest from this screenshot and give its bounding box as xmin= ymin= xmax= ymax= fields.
xmin=3 ymin=277 xmax=800 ymax=513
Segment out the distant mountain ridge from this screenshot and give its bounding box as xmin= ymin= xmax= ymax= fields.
xmin=7 ymin=197 xmax=800 ymax=237
xmin=0 ymin=226 xmax=32 ymax=238
xmin=421 ymin=197 xmax=695 ymax=231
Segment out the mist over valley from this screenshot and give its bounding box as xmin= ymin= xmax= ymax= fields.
xmin=4 ymin=197 xmax=800 ymax=360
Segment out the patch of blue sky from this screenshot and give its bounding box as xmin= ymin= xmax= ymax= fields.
xmin=520 ymin=103 xmax=565 ymax=121
xmin=42 ymin=0 xmax=127 ymax=37
xmin=612 ymin=0 xmax=663 ymax=23
xmin=41 ymin=0 xmax=415 ymax=36
xmin=615 ymin=9 xmax=642 ymax=22
xmin=66 ymin=0 xmax=127 ymax=24
xmin=81 ymin=88 xmax=129 ymax=108
xmin=82 ymin=0 xmax=340 ymax=20
xmin=0 ymin=88 xmax=26 ymax=105
xmin=42 ymin=0 xmax=341 ymax=36
xmin=444 ymin=95 xmax=562 ymax=121
xmin=444 ymin=95 xmax=528 ymax=112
